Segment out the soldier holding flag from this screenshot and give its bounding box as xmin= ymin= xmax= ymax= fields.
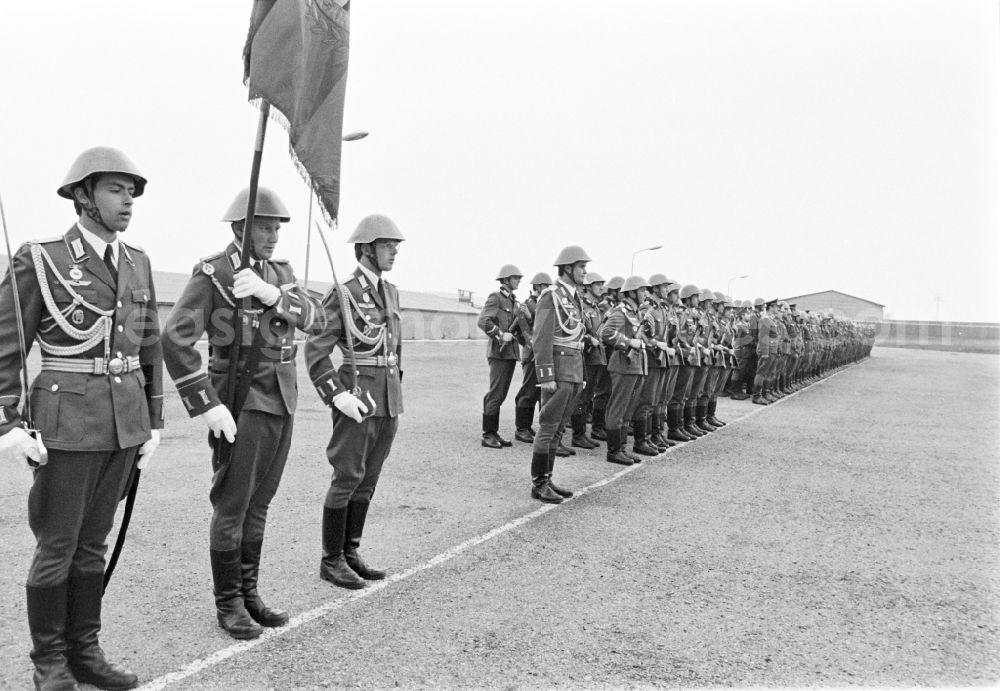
xmin=162 ymin=187 xmax=326 ymax=640
xmin=0 ymin=147 xmax=162 ymax=691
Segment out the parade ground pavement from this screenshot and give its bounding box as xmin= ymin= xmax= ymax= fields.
xmin=1 ymin=344 xmax=998 ymax=689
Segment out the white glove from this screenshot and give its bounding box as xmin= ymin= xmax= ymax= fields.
xmin=233 ymin=268 xmax=281 ymax=305
xmin=500 ymin=332 xmax=514 ymax=343
xmin=332 ymin=391 xmax=371 ymax=423
xmin=666 ymin=347 xmax=676 ymax=358
xmin=0 ymin=427 xmax=43 ymax=468
xmin=656 ymin=340 xmax=669 ymax=350
xmin=137 ymin=429 xmax=160 ymax=470
xmin=198 ymin=405 xmax=237 ymax=443
xmin=629 ymin=338 xmax=643 ymax=349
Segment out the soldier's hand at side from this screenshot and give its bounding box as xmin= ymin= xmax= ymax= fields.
xmin=0 ymin=427 xmax=42 ymax=469
xmin=199 ymin=405 xmax=237 ymax=443
xmin=137 ymin=429 xmax=160 ymax=470
xmin=666 ymin=347 xmax=676 ymax=358
xmin=332 ymin=392 xmax=370 ymax=423
xmin=629 ymin=338 xmax=643 ymax=349
xmin=500 ymin=332 xmax=514 ymax=343
xmin=233 ymin=269 xmax=281 ymax=305
xmin=539 ymin=381 xmax=557 ymax=393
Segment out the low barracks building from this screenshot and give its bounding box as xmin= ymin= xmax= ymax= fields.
xmin=781 ymin=290 xmax=885 ymax=322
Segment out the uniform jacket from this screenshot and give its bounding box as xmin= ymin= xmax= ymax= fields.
xmin=477 ymin=288 xmax=520 ymax=361
xmin=640 ymin=297 xmax=668 ymax=369
xmin=757 ymin=313 xmax=780 ymax=356
xmin=0 ymin=224 xmax=163 ymax=451
xmin=163 ymin=241 xmax=325 ymax=418
xmin=532 ymin=280 xmax=585 ymax=384
xmin=513 ymin=293 xmax=539 ymax=363
xmin=306 ymin=267 xmax=403 ymax=418
xmin=600 ymin=298 xmax=648 ymax=376
xmin=677 ymin=306 xmax=704 ymax=366
xmin=777 ymin=316 xmax=791 ymax=355
xmin=580 ymin=293 xmax=607 ymax=367
xmin=663 ymin=304 xmax=683 ymax=366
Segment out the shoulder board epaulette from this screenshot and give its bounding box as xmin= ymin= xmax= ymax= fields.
xmin=382 ymin=278 xmax=395 ymax=288
xmin=31 ymin=235 xmax=64 ymax=245
xmin=199 ymin=250 xmax=225 ymax=263
xmin=345 ymin=274 xmax=360 ymax=284
xmin=121 ymin=240 xmax=146 ymax=254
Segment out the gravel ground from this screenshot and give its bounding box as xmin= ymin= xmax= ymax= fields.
xmin=0 ymin=345 xmax=997 ymax=689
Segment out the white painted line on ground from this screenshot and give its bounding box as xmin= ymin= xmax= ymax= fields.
xmin=141 ymin=361 xmax=864 ymax=689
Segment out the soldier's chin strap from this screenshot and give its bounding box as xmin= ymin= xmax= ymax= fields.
xmin=79 ymin=179 xmax=119 ymax=236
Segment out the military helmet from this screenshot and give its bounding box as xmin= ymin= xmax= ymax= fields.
xmin=647 ymin=273 xmax=668 ymax=287
xmin=347 ymin=214 xmax=406 ymax=243
xmin=753 ymin=297 xmax=765 ymax=307
xmin=58 ymin=146 xmax=147 ymax=199
xmin=742 ymin=300 xmax=754 ymax=309
xmin=582 ymin=272 xmax=605 ymax=285
xmin=621 ymin=275 xmax=650 ymax=293
xmin=665 ymin=280 xmax=681 ymax=294
xmin=221 ymin=186 xmax=291 ymax=222
xmin=606 ymin=276 xmax=625 ymax=291
xmin=713 ymin=291 xmax=726 ymax=302
xmin=679 ymin=284 xmax=699 ymax=299
xmin=530 ymin=271 xmax=553 ymax=285
xmin=699 ymin=288 xmax=715 ymax=301
xmin=495 ymin=264 xmax=523 ymax=280
xmin=552 ymin=245 xmax=591 ymax=266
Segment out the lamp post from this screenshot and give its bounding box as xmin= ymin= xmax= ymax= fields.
xmin=727 ymin=274 xmax=749 ymax=296
xmin=630 ymin=245 xmax=663 ymax=275
xmin=305 ymin=130 xmax=370 ymax=290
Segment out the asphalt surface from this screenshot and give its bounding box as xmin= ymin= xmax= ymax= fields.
xmin=1 ymin=345 xmax=998 ymax=689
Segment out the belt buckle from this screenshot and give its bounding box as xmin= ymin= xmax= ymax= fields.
xmin=108 ymin=357 xmax=125 ymax=375
xmin=386 ymin=353 xmax=398 ymax=367
xmin=280 ymin=345 xmax=294 ymax=364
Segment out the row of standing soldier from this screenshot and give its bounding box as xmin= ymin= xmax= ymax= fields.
xmin=477 ymin=255 xmax=875 ymax=503
xmin=0 ymin=147 xmax=406 ymax=691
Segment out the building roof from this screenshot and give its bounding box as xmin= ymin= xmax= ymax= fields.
xmin=781 ymin=290 xmax=885 ymax=308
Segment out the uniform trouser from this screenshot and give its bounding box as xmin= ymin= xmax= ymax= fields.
xmin=691 ymin=365 xmax=711 ymax=405
xmin=660 ymin=366 xmax=679 ymax=411
xmin=700 ymin=366 xmax=722 ymax=404
xmin=592 ymin=364 xmax=613 ymax=415
xmin=577 ymin=363 xmax=605 ymax=416
xmin=482 ymin=357 xmax=516 ymax=417
xmin=714 ymin=366 xmax=732 ymax=398
xmin=532 ymin=382 xmax=583 ymax=459
xmin=324 ymin=410 xmax=399 ymax=509
xmin=634 ymin=367 xmax=666 ymax=422
xmin=513 ymin=357 xmax=539 ymax=411
xmin=209 ymin=410 xmax=293 ymax=551
xmin=606 ymin=372 xmax=645 ymax=431
xmin=27 ymin=447 xmax=138 ymax=587
xmin=744 ymin=349 xmax=758 ymax=389
xmin=670 ymin=365 xmax=697 ymax=412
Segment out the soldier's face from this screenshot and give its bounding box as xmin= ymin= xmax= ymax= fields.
xmin=590 ymin=281 xmax=606 ymax=297
xmin=667 ymin=290 xmax=679 ymax=305
xmin=244 ymin=218 xmax=281 ymax=260
xmin=80 ymin=173 xmax=137 ymax=232
xmin=372 ymin=239 xmax=400 ymax=272
xmin=507 ymin=276 xmax=522 ymax=291
xmin=569 ymin=262 xmax=587 ymax=285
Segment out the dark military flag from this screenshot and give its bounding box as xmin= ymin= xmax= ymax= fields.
xmin=244 ymin=0 xmax=350 ymax=222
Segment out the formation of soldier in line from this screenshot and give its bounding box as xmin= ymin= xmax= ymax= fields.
xmin=477 ymin=256 xmax=876 ymax=504
xmin=0 ymin=148 xmax=405 ymax=690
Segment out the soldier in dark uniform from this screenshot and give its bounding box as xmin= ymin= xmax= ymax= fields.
xmin=631 ymin=274 xmax=671 ymax=455
xmin=162 ymin=187 xmax=325 ymax=640
xmin=752 ymin=299 xmax=781 ymax=404
xmin=589 ymin=275 xmax=623 ymax=441
xmin=571 ymin=271 xmax=605 ymax=449
xmin=306 ymin=215 xmax=405 ymax=589
xmin=512 ymin=272 xmax=552 ymax=444
xmin=600 ymin=275 xmax=651 ymax=465
xmin=671 ymin=284 xmax=706 ymax=438
xmin=477 ymin=265 xmax=522 ymax=448
xmin=529 ymin=245 xmax=590 ymax=503
xmin=0 ymin=147 xmax=162 ymax=690
xmin=660 ymin=280 xmax=688 ymax=443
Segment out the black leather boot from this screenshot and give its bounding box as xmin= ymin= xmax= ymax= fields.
xmin=546 ymin=450 xmax=573 ymax=498
xmin=649 ymin=413 xmax=672 ymax=450
xmin=481 ymin=413 xmax=502 ymax=448
xmin=65 ymin=571 xmax=138 ymax=690
xmin=320 ymin=507 xmax=367 ymax=589
xmin=570 ymin=413 xmax=598 ymax=448
xmin=514 ymin=406 xmax=535 ymax=443
xmin=666 ymin=407 xmax=691 ymax=442
xmin=605 ymin=428 xmax=633 ymax=465
xmin=696 ymin=402 xmax=716 ymax=432
xmin=211 ymin=549 xmax=264 ymax=639
xmin=344 ymin=500 xmax=387 ymax=581
xmin=623 ymin=428 xmax=644 ymax=463
xmin=241 ymin=541 xmax=289 ymax=627
xmin=684 ymin=403 xmax=705 ymax=437
xmin=27 ymin=582 xmax=80 ymax=691
xmin=632 ymin=416 xmax=659 ymax=456
xmin=590 ymin=406 xmax=608 ymax=440
xmin=706 ymin=399 xmax=725 ymax=427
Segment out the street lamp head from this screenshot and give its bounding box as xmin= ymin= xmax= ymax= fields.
xmin=342 ymin=131 xmax=369 ymax=141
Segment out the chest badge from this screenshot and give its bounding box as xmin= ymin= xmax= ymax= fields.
xmin=71 ymin=309 xmax=85 ymax=325
xmin=69 ymin=266 xmax=83 ymax=281
xmin=362 ymin=292 xmax=371 ymax=303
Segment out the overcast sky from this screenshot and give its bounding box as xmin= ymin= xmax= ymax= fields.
xmin=1 ymin=0 xmax=996 ymax=322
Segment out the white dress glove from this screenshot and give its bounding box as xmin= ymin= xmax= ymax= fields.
xmin=137 ymin=429 xmax=160 ymax=470
xmin=500 ymin=332 xmax=514 ymax=343
xmin=629 ymin=338 xmax=643 ymax=349
xmin=198 ymin=405 xmax=237 ymax=443
xmin=0 ymin=427 xmax=43 ymax=468
xmin=232 ymin=268 xmax=281 ymax=305
xmin=332 ymin=391 xmax=372 ymax=423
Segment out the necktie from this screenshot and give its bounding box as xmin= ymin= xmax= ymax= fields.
xmin=103 ymin=245 xmax=118 ymax=284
